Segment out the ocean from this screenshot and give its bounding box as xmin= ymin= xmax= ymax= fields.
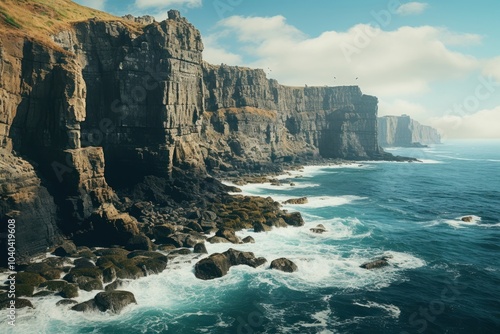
xmin=3 ymin=140 xmax=500 ymax=333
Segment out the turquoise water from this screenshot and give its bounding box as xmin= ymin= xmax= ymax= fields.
xmin=3 ymin=140 xmax=500 ymax=333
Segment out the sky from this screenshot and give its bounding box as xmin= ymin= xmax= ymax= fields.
xmin=74 ymin=0 xmax=500 ymax=139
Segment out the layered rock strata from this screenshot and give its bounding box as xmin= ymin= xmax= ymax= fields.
xmin=202 ymin=64 xmax=384 ymax=173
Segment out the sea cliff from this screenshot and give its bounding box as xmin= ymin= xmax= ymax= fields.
xmin=1 ymin=4 xmax=391 ymax=261
xmin=378 ymin=115 xmax=441 ymax=147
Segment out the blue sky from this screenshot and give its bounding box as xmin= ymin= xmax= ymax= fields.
xmin=74 ymin=0 xmax=500 ymax=139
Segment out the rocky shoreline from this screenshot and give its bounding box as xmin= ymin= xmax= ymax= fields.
xmin=1 ymin=157 xmax=415 ymax=314
xmin=0 ymin=167 xmax=306 ymax=313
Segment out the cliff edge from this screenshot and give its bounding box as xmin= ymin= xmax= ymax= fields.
xmin=1 ymin=2 xmax=391 ymax=261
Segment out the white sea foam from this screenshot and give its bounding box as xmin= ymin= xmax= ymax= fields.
xmin=352 ymin=301 xmax=401 ymax=319
xmin=416 ymin=159 xmax=443 ymax=164
xmin=282 ymin=195 xmax=367 ymax=209
xmin=442 ymin=215 xmax=482 ymax=228
xmin=424 ymin=215 xmax=500 ymax=229
xmin=276 ymin=163 xmax=372 ymax=180
xmin=435 ymin=154 xmax=477 ymax=161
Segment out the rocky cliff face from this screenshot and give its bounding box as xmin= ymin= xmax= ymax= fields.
xmin=378 ymin=115 xmax=441 ymax=147
xmin=1 ymin=9 xmax=388 ymax=260
xmin=202 ymin=64 xmax=383 ymax=172
xmin=53 ymin=9 xmax=207 ymax=182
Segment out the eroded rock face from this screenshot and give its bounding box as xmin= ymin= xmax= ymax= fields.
xmin=0 ymin=150 xmax=60 ymax=262
xmin=202 ymin=64 xmax=383 ymax=173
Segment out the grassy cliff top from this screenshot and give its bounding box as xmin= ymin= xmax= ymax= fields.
xmin=0 ymin=0 xmax=139 ymax=47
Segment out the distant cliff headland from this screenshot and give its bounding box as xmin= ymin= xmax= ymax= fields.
xmin=378 ymin=115 xmax=441 ymax=147
xmin=0 ymin=0 xmax=403 ymax=268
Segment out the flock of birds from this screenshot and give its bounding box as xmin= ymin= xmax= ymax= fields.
xmin=266 ymin=68 xmax=360 ymax=86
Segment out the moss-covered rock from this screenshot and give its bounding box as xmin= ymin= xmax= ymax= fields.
xmin=15 ymin=272 xmax=46 ymax=287
xmin=96 ymin=255 xmax=128 ymax=268
xmin=104 ymin=279 xmax=128 ymax=292
xmin=93 ymin=248 xmax=130 ymax=257
xmin=40 ymin=280 xmax=68 ymax=292
xmin=73 ymin=258 xmax=96 ymax=269
xmin=116 ymin=264 xmax=144 ymax=280
xmin=56 ymin=299 xmax=78 ymax=307
xmin=79 ymin=279 xmax=104 ymax=292
xmin=253 ymin=222 xmax=272 ymax=233
xmin=15 ymin=284 xmax=34 ymax=297
xmin=40 ymin=269 xmax=64 ymax=280
xmin=102 ymin=267 xmax=117 ymax=284
xmin=281 ymin=212 xmax=304 ymax=226
xmin=71 ymin=299 xmax=97 ymax=312
xmin=33 ymin=290 xmax=54 ymax=297
xmin=94 ymin=291 xmax=137 ymax=313
xmin=60 ymin=284 xmax=79 ymax=298
xmin=63 ymin=267 xmax=103 ymax=283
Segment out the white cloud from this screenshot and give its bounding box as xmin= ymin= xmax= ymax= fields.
xmin=135 ymin=0 xmax=202 ymax=8
xmin=439 ymin=30 xmax=482 ymax=46
xmin=396 ymin=2 xmax=428 ymax=16
xmin=430 ymin=107 xmax=500 ymax=139
xmin=203 ymin=15 xmax=500 ymax=139
xmin=379 ymin=99 xmax=429 ymax=118
xmin=205 ymin=16 xmax=479 ymax=97
xmin=203 ymin=35 xmax=243 ymax=65
xmin=76 ymin=0 xmax=107 ymax=11
xmin=483 ymin=56 xmax=500 ymax=81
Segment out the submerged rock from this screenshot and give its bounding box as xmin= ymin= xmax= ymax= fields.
xmin=360 ymin=255 xmax=393 ymax=269
xmin=270 ymin=258 xmax=298 ymax=273
xmin=310 ymin=224 xmax=327 ymax=234
xmin=461 ymin=216 xmax=474 ymax=223
xmin=71 ymin=300 xmax=98 ymax=312
xmin=242 ymin=236 xmax=255 ymax=244
xmin=281 ymin=212 xmax=304 ymax=226
xmin=56 ymin=299 xmax=78 ymax=307
xmin=283 ymin=197 xmax=308 ymax=205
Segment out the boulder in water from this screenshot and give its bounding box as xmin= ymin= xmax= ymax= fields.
xmin=360 ymin=255 xmax=393 ymax=269
xmin=94 ymin=291 xmax=137 ymax=313
xmin=194 ymin=253 xmax=230 ymax=280
xmin=461 ymin=216 xmax=474 ymax=223
xmin=270 ymin=258 xmax=298 ymax=273
xmin=310 ymin=224 xmax=327 ymax=233
xmin=283 ymin=197 xmax=308 ymax=205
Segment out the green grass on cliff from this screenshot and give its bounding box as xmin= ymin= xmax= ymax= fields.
xmin=0 ymin=9 xmax=22 ymax=29
xmin=0 ymin=0 xmax=140 ymax=49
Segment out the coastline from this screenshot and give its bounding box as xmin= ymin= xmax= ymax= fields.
xmin=0 ymin=151 xmax=422 ymax=322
